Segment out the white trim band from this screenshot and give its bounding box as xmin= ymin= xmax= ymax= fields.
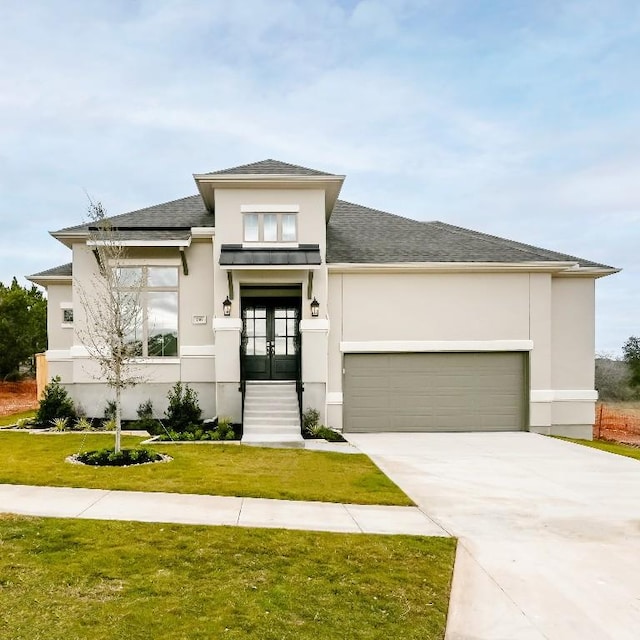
xmin=212 ymin=318 xmax=243 ymax=331
xmin=46 ymin=349 xmax=72 ymax=362
xmin=88 ymin=239 xmax=191 ymax=248
xmin=326 ymin=392 xmax=343 ymax=405
xmin=241 ymin=204 xmax=300 ymax=213
xmin=530 ymin=390 xmax=598 ymax=402
xmin=180 ymin=345 xmax=216 ymax=357
xmin=300 ymin=319 xmax=330 ymax=332
xmin=340 ymin=340 xmax=534 ymax=353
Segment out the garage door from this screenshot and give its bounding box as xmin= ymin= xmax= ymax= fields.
xmin=343 ymin=352 xmax=526 ymax=433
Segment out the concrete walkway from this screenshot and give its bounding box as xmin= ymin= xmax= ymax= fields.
xmin=0 ymin=483 xmax=448 ymax=536
xmin=347 ymin=432 xmax=640 ymax=640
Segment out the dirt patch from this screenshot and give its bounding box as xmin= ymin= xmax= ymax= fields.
xmin=594 ymin=402 xmax=640 ymax=445
xmin=0 ymin=380 xmax=38 ymax=417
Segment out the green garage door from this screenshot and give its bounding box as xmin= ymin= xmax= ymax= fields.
xmin=343 ymin=352 xmax=526 ymax=433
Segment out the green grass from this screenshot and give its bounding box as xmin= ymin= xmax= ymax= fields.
xmin=0 ymin=432 xmax=411 ymax=505
xmin=0 ymin=410 xmax=36 ymax=427
xmin=0 ymin=515 xmax=455 ymax=640
xmin=556 ymin=436 xmax=640 ymax=461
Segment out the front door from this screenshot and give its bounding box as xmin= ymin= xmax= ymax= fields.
xmin=241 ymin=298 xmax=300 ymax=380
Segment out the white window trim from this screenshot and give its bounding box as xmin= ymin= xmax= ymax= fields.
xmin=116 ymin=265 xmax=180 ymax=359
xmin=242 ymin=212 xmax=298 ymax=244
xmin=241 ymin=204 xmax=299 ymax=213
xmin=60 ymin=302 xmax=73 ymax=328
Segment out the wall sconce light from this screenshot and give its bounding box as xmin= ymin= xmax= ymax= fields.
xmin=310 ymin=297 xmax=320 ymax=317
xmin=223 ymin=296 xmax=232 ymax=317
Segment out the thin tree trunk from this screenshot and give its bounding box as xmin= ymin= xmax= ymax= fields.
xmin=115 ymin=367 xmax=122 ymax=454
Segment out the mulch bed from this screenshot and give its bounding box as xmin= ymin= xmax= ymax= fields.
xmin=0 ymin=380 xmax=38 ymax=417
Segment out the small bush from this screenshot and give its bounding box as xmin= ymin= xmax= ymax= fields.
xmin=104 ymin=400 xmax=117 ymax=421
xmin=316 ymin=426 xmax=346 ymax=442
xmin=302 ymin=407 xmax=320 ymax=432
xmin=51 ymin=417 xmax=69 ymax=431
xmin=154 ymin=419 xmax=239 ymax=442
xmin=15 ymin=417 xmax=34 ymax=429
xmin=304 ymin=422 xmax=346 ymax=442
xmin=75 ymin=448 xmax=162 ymax=466
xmin=212 ymin=417 xmax=236 ymax=441
xmin=133 ymin=399 xmax=161 ymax=434
xmin=73 ymin=417 xmax=93 ymax=431
xmin=35 ymin=377 xmax=76 ymax=427
xmin=165 ymin=382 xmax=202 ymax=433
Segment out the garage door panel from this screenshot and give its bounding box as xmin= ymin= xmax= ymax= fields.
xmin=344 ymin=352 xmax=525 ymax=433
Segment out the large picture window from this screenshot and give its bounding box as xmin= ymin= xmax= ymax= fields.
xmin=243 ymin=213 xmax=297 ymax=243
xmin=115 ymin=266 xmax=179 ymax=357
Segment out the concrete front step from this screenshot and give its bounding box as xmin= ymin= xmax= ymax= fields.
xmin=242 ymin=425 xmax=301 ymax=433
xmin=243 ymin=382 xmax=301 ymax=444
xmin=244 ymin=412 xmax=299 ymax=421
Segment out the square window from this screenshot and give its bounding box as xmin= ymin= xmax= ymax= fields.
xmin=63 ymin=309 xmax=73 ymax=323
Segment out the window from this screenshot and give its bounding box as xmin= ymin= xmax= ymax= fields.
xmin=62 ymin=309 xmax=73 ymax=324
xmin=115 ymin=266 xmax=179 ymax=357
xmin=243 ymin=213 xmax=297 ymax=243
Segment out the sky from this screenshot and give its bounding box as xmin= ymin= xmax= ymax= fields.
xmin=0 ymin=0 xmax=638 ymax=355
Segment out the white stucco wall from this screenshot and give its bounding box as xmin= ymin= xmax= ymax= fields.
xmin=211 ymin=187 xmax=329 ymax=420
xmin=327 ymin=269 xmax=598 ymax=437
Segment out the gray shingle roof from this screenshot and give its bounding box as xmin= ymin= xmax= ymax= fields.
xmin=88 ymin=229 xmax=192 ymax=242
xmin=48 ymin=166 xmax=613 ymax=270
xmin=28 ymin=263 xmax=72 ymax=278
xmin=326 ymin=200 xmax=614 ymax=268
xmin=204 ymin=159 xmax=336 ymax=176
xmin=54 ymin=195 xmax=212 ymax=234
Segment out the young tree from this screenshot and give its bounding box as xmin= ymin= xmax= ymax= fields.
xmin=0 ymin=278 xmax=47 ymax=377
xmin=75 ymin=200 xmax=146 ymax=453
xmin=622 ymin=336 xmax=640 ymax=388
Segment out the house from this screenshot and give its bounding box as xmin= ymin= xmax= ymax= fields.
xmin=28 ymin=159 xmax=618 ymax=441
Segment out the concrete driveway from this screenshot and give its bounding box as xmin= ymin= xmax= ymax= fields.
xmin=347 ymin=432 xmax=640 ymax=640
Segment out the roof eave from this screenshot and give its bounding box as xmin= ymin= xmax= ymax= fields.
xmin=26 ymin=274 xmax=72 ymax=287
xmin=50 ymin=230 xmax=88 ymax=248
xmin=326 ymin=261 xmax=609 ymax=274
xmin=193 ymin=174 xmax=345 ymax=219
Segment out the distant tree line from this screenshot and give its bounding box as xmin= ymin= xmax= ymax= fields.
xmin=595 ymin=336 xmax=640 ymax=401
xmin=0 ymin=278 xmax=47 ymax=379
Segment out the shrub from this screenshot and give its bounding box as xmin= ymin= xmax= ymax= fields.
xmin=75 ymin=448 xmax=162 ymax=466
xmin=35 ymin=376 xmax=76 ymax=427
xmin=315 ymin=426 xmax=346 ymax=442
xmin=74 ymin=417 xmax=93 ymax=431
xmin=165 ymin=382 xmax=202 ymax=433
xmin=104 ymin=400 xmax=117 ymax=421
xmin=15 ymin=417 xmax=34 ymax=429
xmin=51 ymin=417 xmax=69 ymax=431
xmin=211 ymin=417 xmax=236 ymax=441
xmin=134 ymin=399 xmax=161 ymax=434
xmin=302 ymin=407 xmax=320 ymax=432
xmin=304 ymin=422 xmax=347 ymax=442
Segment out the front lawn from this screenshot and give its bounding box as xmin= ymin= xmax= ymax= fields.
xmin=0 ymin=432 xmax=411 ymax=505
xmin=0 ymin=410 xmax=36 ymax=427
xmin=556 ymin=436 xmax=640 ymax=461
xmin=0 ymin=515 xmax=455 ymax=640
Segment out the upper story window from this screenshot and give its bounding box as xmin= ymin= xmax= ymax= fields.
xmin=115 ymin=266 xmax=179 ymax=358
xmin=243 ymin=213 xmax=297 ymax=243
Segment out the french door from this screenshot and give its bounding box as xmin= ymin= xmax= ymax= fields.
xmin=241 ymin=299 xmax=300 ymax=380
